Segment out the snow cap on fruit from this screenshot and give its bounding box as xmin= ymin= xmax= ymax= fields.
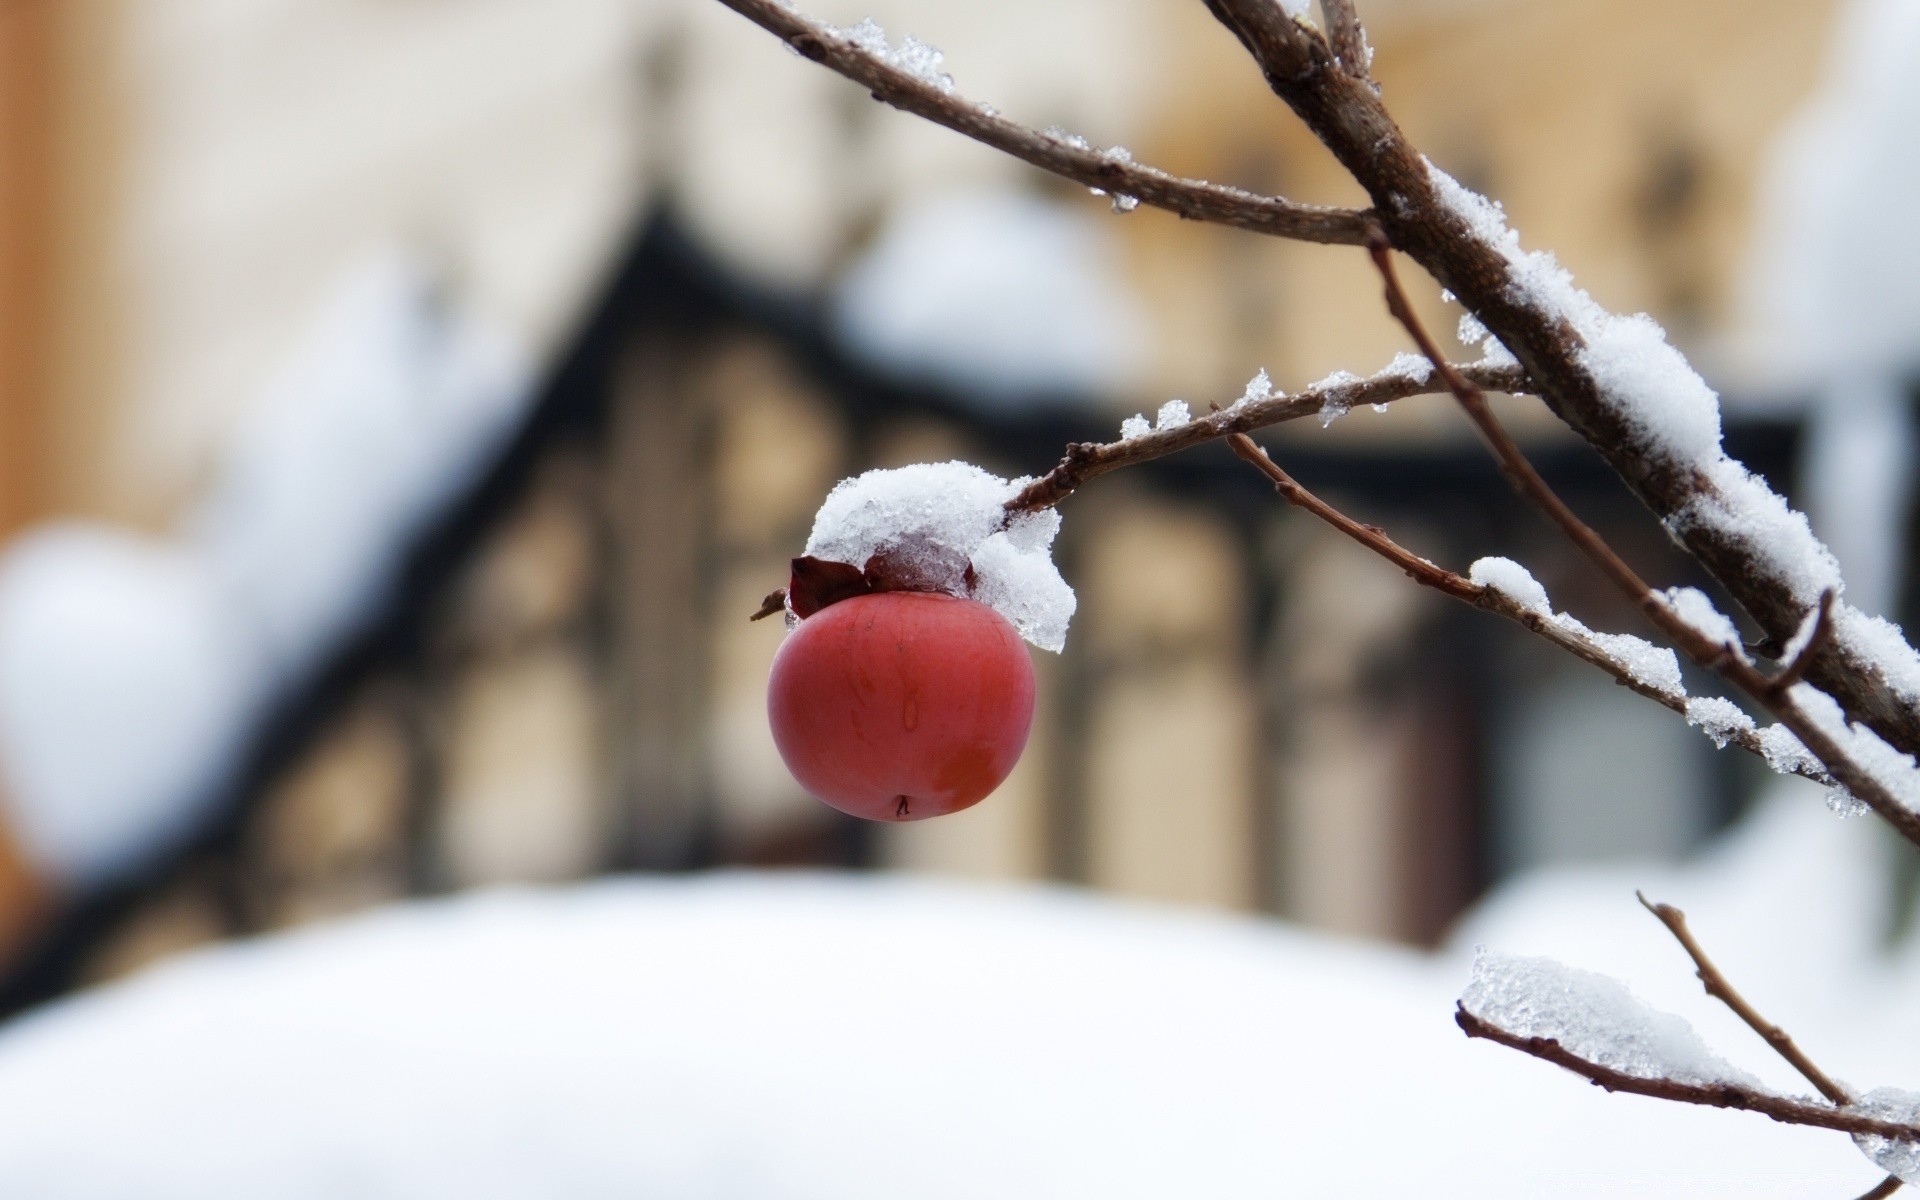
xmin=796 ymin=461 xmax=1076 ymax=652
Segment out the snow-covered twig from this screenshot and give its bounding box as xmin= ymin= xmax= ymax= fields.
xmin=1455 ymin=1005 xmax=1920 ymax=1142
xmin=1362 ymin=227 xmax=1920 ymax=849
xmin=1005 ymin=359 xmax=1527 ymax=513
xmin=710 ymin=0 xmax=1374 ymax=245
xmin=1222 ymin=433 xmax=1832 ymax=788
xmin=1198 ymin=0 xmax=1920 ymax=765
xmin=1467 ymin=903 xmax=1906 ymax=1194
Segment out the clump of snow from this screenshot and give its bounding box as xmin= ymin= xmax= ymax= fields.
xmin=1380 ymin=350 xmax=1434 ymax=386
xmin=1826 ymin=787 xmax=1869 ymax=818
xmin=1585 ymin=631 xmax=1685 ymax=697
xmin=1661 ymin=586 xmax=1743 ymax=650
xmin=1834 ymin=606 xmax=1920 ymax=709
xmin=1459 ymin=311 xmax=1489 ymax=346
xmin=1154 ymin=399 xmax=1190 ymax=431
xmin=1470 ymin=557 xmax=1551 ymax=617
xmin=828 ymin=17 xmax=954 ymax=92
xmin=1852 ymin=1088 xmax=1920 ymax=1184
xmin=1786 ymin=682 xmax=1920 ymax=814
xmin=1685 ymin=697 xmax=1757 ymax=749
xmin=1042 ymin=125 xmax=1092 ymax=152
xmin=1233 ymin=368 xmax=1275 ymax=409
xmin=1759 ymin=722 xmax=1822 ymax=779
xmin=1668 ymin=458 xmax=1844 ymax=610
xmin=1469 ymin=557 xmax=1685 ymax=697
xmin=1426 ymin=162 xmax=1724 ymax=467
xmin=1110 ymin=194 xmax=1140 ymax=214
xmin=1118 ymin=414 xmax=1151 ymax=441
xmin=1460 ymin=948 xmax=1760 ymax=1087
xmin=801 ymin=462 xmax=1075 ymax=652
xmin=1316 ymin=399 xmax=1350 ymax=427
xmin=831 ymin=190 xmax=1147 ymax=408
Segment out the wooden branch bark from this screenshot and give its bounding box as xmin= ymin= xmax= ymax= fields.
xmin=1318 ymin=0 xmax=1371 ymax=82
xmin=1005 ymin=360 xmax=1527 ymax=512
xmin=712 ymin=0 xmax=1374 ymax=244
xmin=1200 ymin=0 xmax=1920 ymax=762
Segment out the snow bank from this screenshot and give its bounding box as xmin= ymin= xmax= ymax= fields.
xmin=0 ymin=852 xmax=1882 ymax=1198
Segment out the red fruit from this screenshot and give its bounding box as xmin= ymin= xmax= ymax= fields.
xmin=768 ymin=591 xmax=1036 ymax=821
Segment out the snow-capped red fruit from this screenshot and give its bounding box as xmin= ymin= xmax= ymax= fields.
xmin=768 ymin=591 xmax=1036 ymax=821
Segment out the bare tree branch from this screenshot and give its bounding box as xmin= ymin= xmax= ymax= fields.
xmin=1318 ymin=0 xmax=1372 ymax=82
xmin=1857 ymin=1176 xmax=1906 ymax=1200
xmin=1005 ymin=360 xmax=1527 ymax=513
xmin=1456 ymin=1006 xmax=1920 ymax=1142
xmin=1636 ymin=894 xmax=1851 ymax=1105
xmin=1199 ymin=0 xmax=1920 ymax=764
xmin=711 ymin=0 xmax=1375 ymax=245
xmin=1222 ymin=432 xmax=1834 ymax=788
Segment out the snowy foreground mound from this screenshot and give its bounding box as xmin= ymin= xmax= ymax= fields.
xmin=0 ymin=794 xmax=1905 ymax=1197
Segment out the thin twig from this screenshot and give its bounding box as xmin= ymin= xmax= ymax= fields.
xmin=1222 ymin=433 xmax=1833 ymax=787
xmin=1362 ymin=231 xmax=1920 ymax=850
xmin=1765 ymin=589 xmax=1838 ymax=698
xmin=1319 ymin=0 xmax=1372 ymax=82
xmin=711 ymin=0 xmax=1375 ymax=245
xmin=1364 ymin=230 xmax=1661 ymax=617
xmin=1635 ymin=893 xmax=1851 ymax=1105
xmin=1005 ymin=360 xmax=1527 ymax=513
xmin=1226 ymin=433 xmax=1474 ymax=599
xmin=1456 ymin=1007 xmax=1920 ymax=1142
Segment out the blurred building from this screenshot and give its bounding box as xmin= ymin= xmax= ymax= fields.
xmin=0 ymin=0 xmax=1884 ymax=1004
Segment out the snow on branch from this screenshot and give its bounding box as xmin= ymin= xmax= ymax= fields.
xmin=1466 ymin=898 xmax=1920 ymax=1190
xmin=1358 ymin=226 xmax=1920 ymax=850
xmin=1006 ymin=358 xmax=1526 ymax=513
xmin=711 ymin=0 xmax=1375 ymax=245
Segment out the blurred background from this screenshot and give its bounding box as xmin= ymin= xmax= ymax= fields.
xmin=0 ymin=0 xmax=1905 ymax=997
xmin=0 ymin=1 xmax=1916 ymax=1189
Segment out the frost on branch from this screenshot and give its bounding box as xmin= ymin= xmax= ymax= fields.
xmin=1852 ymin=1088 xmax=1920 ymax=1185
xmin=800 ymin=461 xmax=1075 ymax=652
xmin=824 ymin=17 xmax=954 ymax=93
xmin=1460 ymin=949 xmax=1762 ymax=1088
